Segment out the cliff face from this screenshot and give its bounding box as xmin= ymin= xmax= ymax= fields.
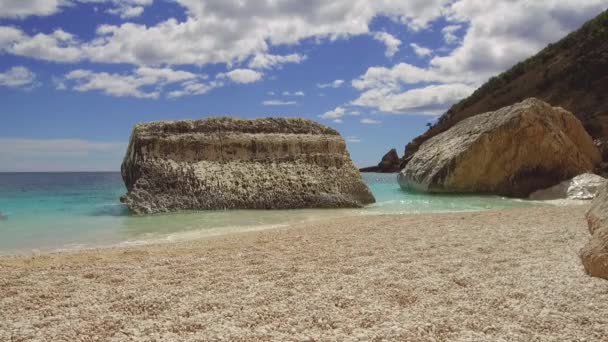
xmin=121 ymin=117 xmax=375 ymax=214
xmin=403 ymin=10 xmax=608 ymax=166
xmin=398 ymin=99 xmax=601 ymax=197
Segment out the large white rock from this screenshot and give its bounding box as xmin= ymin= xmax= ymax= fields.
xmin=529 ymin=173 xmax=607 ymax=200
xmin=399 ymin=98 xmax=601 ymax=197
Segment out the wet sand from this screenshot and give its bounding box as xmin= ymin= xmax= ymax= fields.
xmin=1 ymin=206 xmax=607 ymax=341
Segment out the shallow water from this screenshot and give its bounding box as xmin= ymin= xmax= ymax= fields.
xmin=0 ymin=172 xmax=539 ymax=254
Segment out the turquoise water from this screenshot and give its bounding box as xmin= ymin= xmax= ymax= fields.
xmin=0 ymin=172 xmax=536 ymax=254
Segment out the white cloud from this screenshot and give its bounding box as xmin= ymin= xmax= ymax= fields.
xmin=262 ymin=100 xmax=297 ymax=106
xmin=107 ymin=5 xmax=143 ymax=18
xmin=0 ymin=66 xmax=38 ymax=89
xmin=0 ymin=0 xmax=64 ymax=18
xmin=0 ymin=138 xmax=126 ymax=172
xmin=441 ymin=25 xmax=462 ymax=44
xmin=0 ymin=28 xmax=83 ymax=63
xmin=63 ymin=66 xmax=200 ymax=99
xmin=168 ymin=80 xmax=221 ymax=98
xmin=248 ymin=53 xmax=306 ymax=69
xmin=317 ymin=79 xmax=345 ymax=89
xmin=410 ymin=43 xmax=432 ymax=57
xmin=282 ymin=90 xmax=305 ymax=96
xmin=433 ymin=0 xmax=607 ymax=81
xmin=0 ymin=0 xmax=153 ymax=19
xmin=0 ymin=0 xmax=452 ymax=66
xmin=373 ymin=32 xmax=401 ymax=57
xmin=219 ymin=69 xmax=263 ymax=84
xmin=319 ymin=106 xmax=346 ymax=120
xmin=350 ymin=0 xmax=607 ymax=115
xmin=360 ymin=118 xmax=381 ymax=125
xmin=319 ymin=106 xmax=362 ymax=121
xmin=353 ymin=83 xmax=476 ymax=115
xmin=346 ymin=136 xmax=361 ymax=143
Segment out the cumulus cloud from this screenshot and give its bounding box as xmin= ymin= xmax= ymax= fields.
xmin=373 ymin=32 xmax=402 ymax=57
xmin=353 ymin=83 xmax=476 ymax=115
xmin=441 ymin=25 xmax=462 ymax=44
xmin=248 ymin=53 xmax=306 ymax=69
xmin=410 ymin=43 xmax=432 ymax=57
xmin=350 ymin=0 xmax=607 ymax=115
xmin=317 ymin=79 xmax=345 ymax=89
xmin=319 ymin=106 xmax=362 ymax=122
xmin=63 ymin=66 xmax=200 ymax=99
xmin=319 ymin=106 xmax=346 ymax=120
xmin=0 ymin=28 xmax=83 ymax=63
xmin=0 ymin=0 xmax=153 ymax=19
xmin=0 ymin=0 xmax=64 ymax=18
xmin=0 ymin=0 xmax=451 ymax=66
xmin=262 ymin=100 xmax=297 ymax=106
xmin=0 ymin=66 xmax=38 ymax=89
xmin=219 ymin=69 xmax=263 ymax=84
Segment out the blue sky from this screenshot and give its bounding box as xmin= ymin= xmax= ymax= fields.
xmin=0 ymin=0 xmax=606 ymax=171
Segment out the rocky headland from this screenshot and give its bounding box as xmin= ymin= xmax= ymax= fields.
xmin=359 ymin=148 xmax=401 ymax=173
xmin=398 ymin=98 xmax=601 ymax=197
xmin=121 ymin=117 xmax=375 ymax=214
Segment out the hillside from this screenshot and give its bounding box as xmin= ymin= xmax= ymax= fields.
xmin=402 ymin=9 xmax=608 ymax=166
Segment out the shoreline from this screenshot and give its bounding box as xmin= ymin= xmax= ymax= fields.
xmin=0 ymin=196 xmax=588 ymax=258
xmin=0 ymin=199 xmax=584 ymax=258
xmin=2 ymin=205 xmax=608 ymax=340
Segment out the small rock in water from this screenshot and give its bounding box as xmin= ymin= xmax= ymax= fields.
xmin=0 ymin=212 xmax=6 ymax=220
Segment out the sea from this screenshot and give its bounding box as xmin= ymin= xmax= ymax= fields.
xmin=0 ymin=172 xmax=540 ymax=255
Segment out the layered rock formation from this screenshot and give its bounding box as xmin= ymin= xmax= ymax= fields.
xmin=121 ymin=117 xmax=375 ymax=214
xmin=581 ymin=184 xmax=608 ymax=279
xmin=529 ymin=173 xmax=607 ymax=201
xmin=402 ymin=10 xmax=608 ymax=167
xmin=398 ymin=98 xmax=601 ymax=197
xmin=359 ymin=148 xmax=401 ymax=173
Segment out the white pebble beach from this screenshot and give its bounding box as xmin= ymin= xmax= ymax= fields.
xmin=1 ymin=205 xmax=607 ymax=341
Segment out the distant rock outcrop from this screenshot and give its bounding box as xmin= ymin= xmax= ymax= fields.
xmin=121 ymin=117 xmax=375 ymax=214
xmin=403 ymin=10 xmax=608 ymax=167
xmin=529 ymin=173 xmax=607 ymax=200
xmin=581 ymin=184 xmax=608 ymax=280
xmin=360 ymin=148 xmax=401 ymax=173
xmin=398 ymin=98 xmax=601 ymax=197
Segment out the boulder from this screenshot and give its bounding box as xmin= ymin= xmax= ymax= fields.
xmin=398 ymin=98 xmax=601 ymax=197
xmin=581 ymin=184 xmax=608 ymax=279
xmin=121 ymin=117 xmax=375 ymax=214
xmin=359 ymin=148 xmax=401 ymax=173
xmin=529 ymin=173 xmax=607 ymax=200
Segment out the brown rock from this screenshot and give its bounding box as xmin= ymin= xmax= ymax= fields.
xmin=121 ymin=117 xmax=375 ymax=214
xmin=582 ymin=184 xmax=608 ymax=279
xmin=398 ymin=98 xmax=601 ymax=197
xmin=359 ymin=148 xmax=401 ymax=173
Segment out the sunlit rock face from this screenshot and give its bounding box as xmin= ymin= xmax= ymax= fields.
xmin=121 ymin=117 xmax=375 ymax=214
xmin=398 ymin=98 xmax=601 ymax=197
xmin=582 ymin=184 xmax=608 ymax=280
